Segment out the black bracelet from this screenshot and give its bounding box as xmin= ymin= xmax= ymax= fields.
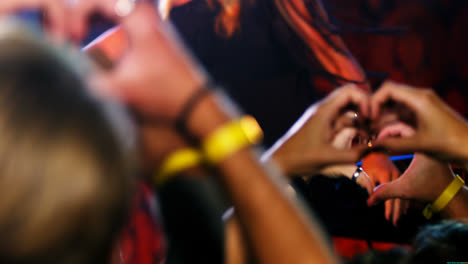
xmin=174 ymin=83 xmax=214 ymax=145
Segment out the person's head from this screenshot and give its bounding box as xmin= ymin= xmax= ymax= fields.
xmin=0 ymin=21 xmax=134 ymax=263
xmin=406 ymin=220 xmax=468 ymax=264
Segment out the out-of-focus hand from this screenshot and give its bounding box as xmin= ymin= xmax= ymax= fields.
xmin=0 ymin=1 xmax=206 ymax=122
xmin=66 ymin=0 xmax=119 ymax=40
xmin=266 ymin=84 xmax=370 ymax=176
xmin=93 ymin=2 xmax=208 ymax=121
xmin=371 ymin=81 xmax=468 ymax=165
xmin=0 ymin=0 xmax=141 ymax=42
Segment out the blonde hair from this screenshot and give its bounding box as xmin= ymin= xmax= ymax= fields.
xmin=0 ymin=21 xmax=134 ymax=263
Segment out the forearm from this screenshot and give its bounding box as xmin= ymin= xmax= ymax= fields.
xmin=188 ymin=95 xmax=338 ymax=264
xmin=223 ymin=152 xmax=337 ymax=263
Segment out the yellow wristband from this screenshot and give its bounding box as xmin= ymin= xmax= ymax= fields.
xmin=154 ymin=148 xmax=203 ymax=186
xmin=423 ymin=175 xmax=465 ymax=219
xmin=154 ymin=116 xmax=262 ymax=185
xmin=202 ymin=115 xmax=263 ymax=164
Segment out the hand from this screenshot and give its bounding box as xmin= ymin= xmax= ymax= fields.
xmin=267 ymin=84 xmax=370 ymax=175
xmin=368 ymin=122 xmax=455 ymax=206
xmin=66 ymin=0 xmax=119 ymax=40
xmin=0 ymin=0 xmax=207 ymax=122
xmin=371 ymin=81 xmax=468 ymax=164
xmin=320 ymin=127 xmax=375 ymax=195
xmin=362 ymin=152 xmax=409 ymax=226
xmin=368 ymin=153 xmax=454 ymax=206
xmin=94 ymin=2 xmax=208 ymax=121
xmin=363 ymin=122 xmax=417 ymax=225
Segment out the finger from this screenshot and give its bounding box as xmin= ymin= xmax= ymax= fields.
xmin=333 ymin=111 xmax=357 ymax=131
xmin=325 ymin=84 xmax=371 ymax=120
xmin=356 ymin=169 xmax=375 ymax=196
xmin=374 ymin=136 xmax=422 ymax=154
xmin=371 ymin=81 xmax=423 ymax=120
xmin=119 ymin=2 xmax=163 ymax=48
xmin=0 ymin=0 xmax=41 ymax=14
xmin=377 ymin=122 xmax=415 ymax=141
xmin=67 ymin=6 xmax=88 ymax=41
xmin=384 ymin=165 xmax=400 ymax=222
xmin=403 ymin=199 xmax=410 ymax=214
xmin=385 ymin=199 xmax=392 ymax=222
xmin=45 ymin=0 xmax=67 ymax=42
xmin=372 ymin=111 xmax=399 ymax=132
xmin=392 ymin=198 xmax=402 ymax=226
xmin=367 ymin=179 xmax=408 ymax=206
xmin=68 ymin=0 xmax=117 ymax=41
xmin=390 ymin=168 xmax=402 ymax=226
xmin=331 ymin=127 xmax=358 ymax=149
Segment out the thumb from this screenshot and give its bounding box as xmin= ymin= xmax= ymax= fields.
xmin=331 ymin=127 xmax=358 ymax=149
xmin=367 ymin=179 xmax=407 ymax=206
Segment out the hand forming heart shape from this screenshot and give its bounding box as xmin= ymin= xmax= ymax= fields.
xmin=268 ymin=80 xmax=468 ymax=223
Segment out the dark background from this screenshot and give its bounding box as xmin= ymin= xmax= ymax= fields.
xmin=327 ymin=0 xmax=468 ymax=116
xmin=22 ymin=0 xmax=464 ymax=144
xmin=73 ymin=0 xmax=468 ymax=117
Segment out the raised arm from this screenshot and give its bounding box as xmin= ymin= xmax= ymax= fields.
xmin=92 ymin=2 xmax=369 ymax=263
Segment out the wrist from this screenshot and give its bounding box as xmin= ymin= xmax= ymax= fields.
xmin=166 ymin=76 xmax=207 ymax=121
xmin=442 ymin=186 xmax=468 ymax=219
xmin=270 ymin=149 xmax=292 ymax=175
xmin=185 ymin=91 xmax=237 ymax=140
xmin=271 ymin=150 xmax=318 ymax=177
xmin=176 ymin=89 xmax=263 ymax=166
xmin=140 ymin=124 xmax=189 ymax=170
xmin=424 ymin=174 xmax=466 ymax=219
